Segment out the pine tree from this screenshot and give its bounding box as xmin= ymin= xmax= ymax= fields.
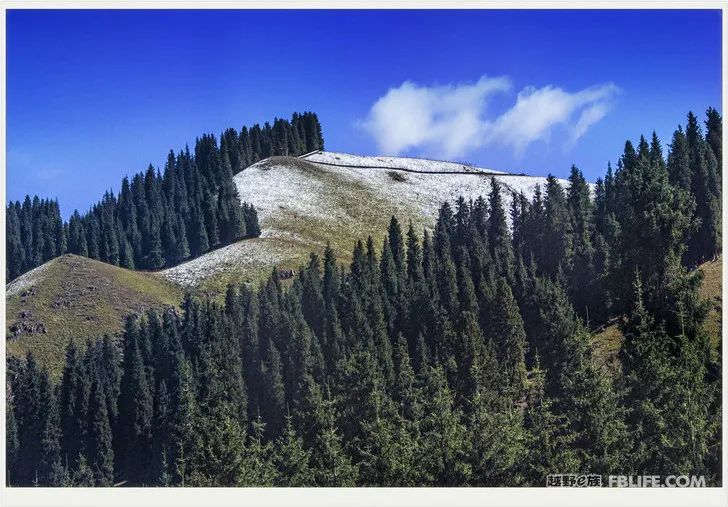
xmin=38 ymin=368 xmax=63 ymax=486
xmin=522 ymin=360 xmax=579 ymax=485
xmin=667 ymin=126 xmax=691 ymax=191
xmin=6 ymin=106 xmax=722 ymax=487
xmin=405 ymin=222 xmax=423 ymax=284
xmin=486 ymin=277 xmax=528 ymax=395
xmin=13 ymin=353 xmax=62 ymax=485
xmin=418 ymin=366 xmax=470 ymax=485
xmin=116 ymin=316 xmax=153 ymax=484
xmin=613 ymin=130 xmax=696 ymax=315
xmin=58 ymin=340 xmax=85 ymax=472
xmin=620 ymin=277 xmax=718 ymax=478
xmin=566 ymin=165 xmax=597 ymax=319
xmin=685 ymin=111 xmax=721 ymax=265
xmin=243 ymin=203 xmax=261 ymax=237
xmin=87 ymin=374 xmax=114 ymax=486
xmin=193 ymin=414 xmax=248 ymax=486
xmin=487 ymin=179 xmax=514 ymax=281
xmin=239 ymin=417 xmax=278 ymax=486
xmin=310 ymin=391 xmax=358 ymax=486
xmin=355 ymin=383 xmax=417 ymax=486
xmin=72 ymin=453 xmax=96 ymax=487
xmin=541 ymin=175 xmax=573 ymax=279
xmin=273 ymin=414 xmax=314 ymax=486
xmin=30 ymin=112 xmax=320 ymax=277
xmin=6 ymin=382 xmax=20 ymax=485
xmin=392 ymin=333 xmax=423 ymax=424
xmin=172 ymin=359 xmax=202 ymax=486
xmin=466 ymin=385 xmax=526 ymax=486
xmin=152 ymin=379 xmax=172 ymax=483
xmin=533 ymin=279 xmax=629 ymax=475
xmin=705 ymin=107 xmax=722 ymax=172
xmin=260 ymin=337 xmax=286 ymax=439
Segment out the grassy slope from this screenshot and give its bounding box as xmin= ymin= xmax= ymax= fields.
xmin=699 ymin=256 xmax=722 ymax=352
xmin=5 ymin=157 xmax=444 ymax=374
xmin=592 ymin=256 xmax=722 ymax=367
xmin=165 ymin=154 xmax=575 ymax=295
xmin=6 ymin=152 xmax=719 ymax=377
xmin=188 ymin=157 xmax=433 ymax=295
xmin=6 ymin=254 xmax=184 ymax=378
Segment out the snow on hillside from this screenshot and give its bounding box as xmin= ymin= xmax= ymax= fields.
xmin=161 ymin=237 xmax=297 ymax=287
xmin=7 ymin=261 xmax=52 ymax=296
xmin=235 ymin=153 xmax=568 ymax=227
xmin=302 ymin=150 xmax=507 ymax=174
xmin=161 ymin=152 xmax=576 ymax=287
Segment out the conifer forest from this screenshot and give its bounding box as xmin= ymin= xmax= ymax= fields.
xmin=5 ymin=108 xmax=722 ymax=487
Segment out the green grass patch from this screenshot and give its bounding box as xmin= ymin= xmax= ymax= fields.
xmin=6 ymin=255 xmax=184 ymax=379
xmin=592 ymin=321 xmax=624 ymax=373
xmin=698 ymin=256 xmax=722 ymax=353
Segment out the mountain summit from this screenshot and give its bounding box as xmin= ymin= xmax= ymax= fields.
xmin=161 ymin=151 xmax=573 ymax=290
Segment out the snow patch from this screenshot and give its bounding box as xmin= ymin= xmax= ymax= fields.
xmin=301 ymin=150 xmax=508 ymax=174
xmin=163 ymin=151 xmax=584 ymax=287
xmin=7 ymin=261 xmax=52 ymax=296
xmin=161 ymin=238 xmax=298 ymax=287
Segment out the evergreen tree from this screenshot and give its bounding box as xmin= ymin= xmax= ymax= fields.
xmin=72 ymin=454 xmax=96 ymax=487
xmin=566 ymin=165 xmax=597 ymax=319
xmin=6 ymin=107 xmax=722 ymax=487
xmin=273 ymin=414 xmax=314 ymax=486
xmin=172 ymin=359 xmax=202 ymax=486
xmin=685 ymin=111 xmax=721 ymax=265
xmin=239 ymin=417 xmax=278 ymax=486
xmin=6 ymin=381 xmax=20 ymax=485
xmin=613 ymin=130 xmax=696 ymax=316
xmin=418 ymin=366 xmax=470 ymax=485
xmin=704 ymin=107 xmax=722 ymax=177
xmin=6 ymin=112 xmax=325 ymax=280
xmin=541 ymin=175 xmax=573 ymax=278
xmin=58 ymin=340 xmax=85 ymax=472
xmin=486 ymin=277 xmax=528 ymax=395
xmin=87 ymin=374 xmax=114 ymax=486
xmin=487 ymin=179 xmax=514 ymax=281
xmin=311 ymin=391 xmax=358 ymax=486
xmin=522 ymin=360 xmax=579 ymax=485
xmin=466 ymin=385 xmax=526 ymax=486
xmin=116 ymin=316 xmax=153 ymax=484
xmin=620 ymin=278 xmax=719 ymax=478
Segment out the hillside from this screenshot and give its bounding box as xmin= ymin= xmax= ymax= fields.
xmin=699 ymin=256 xmax=722 ymax=351
xmin=592 ymin=255 xmax=723 ymax=368
xmin=6 ymin=254 xmax=184 ymax=378
xmin=162 ymin=151 xmax=574 ymax=292
xmin=8 ymin=152 xmax=718 ymax=379
xmin=7 ymin=152 xmax=573 ymax=374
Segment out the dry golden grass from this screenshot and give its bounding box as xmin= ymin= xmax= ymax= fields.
xmin=698 ymin=256 xmax=722 ymax=353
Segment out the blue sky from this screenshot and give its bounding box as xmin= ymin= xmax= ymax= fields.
xmin=7 ymin=9 xmax=722 ymax=218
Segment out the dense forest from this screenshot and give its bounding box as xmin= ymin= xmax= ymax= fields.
xmin=6 ymin=111 xmax=325 ymax=280
xmin=5 ymin=108 xmax=722 ymax=487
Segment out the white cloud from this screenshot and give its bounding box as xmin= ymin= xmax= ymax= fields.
xmin=571 ymin=101 xmax=611 ymax=144
xmin=361 ymin=77 xmax=619 ymax=158
xmin=361 ymin=76 xmax=512 ymax=159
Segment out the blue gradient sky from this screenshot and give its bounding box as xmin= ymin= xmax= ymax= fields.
xmin=7 ymin=9 xmax=722 ymax=218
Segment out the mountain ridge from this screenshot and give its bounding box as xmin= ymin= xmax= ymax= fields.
xmin=161 ymin=151 xmax=577 ymax=291
xmin=6 ymin=151 xmax=582 ymax=375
